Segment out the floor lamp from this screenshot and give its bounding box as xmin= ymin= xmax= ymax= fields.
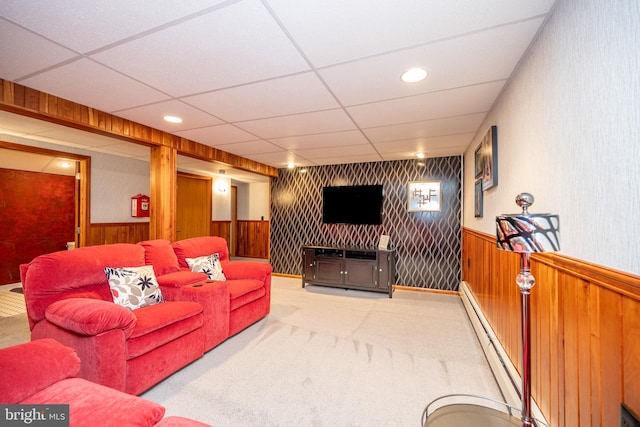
xmin=496 ymin=193 xmax=559 ymax=426
xmin=422 ymin=193 xmax=559 ymax=427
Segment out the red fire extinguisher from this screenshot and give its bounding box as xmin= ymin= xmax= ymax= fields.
xmin=131 ymin=194 xmax=150 ymax=217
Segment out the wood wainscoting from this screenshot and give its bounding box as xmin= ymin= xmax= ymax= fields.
xmin=86 ymin=222 xmax=150 ymax=246
xmin=236 ymin=220 xmax=269 ymax=259
xmin=462 ymin=227 xmax=640 ymax=427
xmin=84 ymin=221 xmax=269 ymax=260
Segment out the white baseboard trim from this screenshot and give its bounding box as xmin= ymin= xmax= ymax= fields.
xmin=459 ymin=281 xmax=548 ymax=425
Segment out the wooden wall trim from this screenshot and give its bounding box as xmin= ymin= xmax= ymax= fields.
xmin=0 ymin=79 xmax=278 ymax=178
xmin=462 ymin=227 xmax=640 ymax=301
xmin=462 ymin=226 xmax=640 ymax=426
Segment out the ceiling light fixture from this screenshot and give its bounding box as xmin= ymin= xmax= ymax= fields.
xmin=287 ymin=162 xmax=295 ymax=169
xmin=401 ymin=68 xmax=428 ymax=83
xmin=163 ymin=115 xmax=182 ymax=124
xmin=416 ymin=152 xmax=425 ymax=159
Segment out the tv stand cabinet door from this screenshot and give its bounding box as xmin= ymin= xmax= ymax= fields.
xmin=315 ymin=258 xmax=344 ymax=285
xmin=344 ymin=259 xmax=377 ymax=288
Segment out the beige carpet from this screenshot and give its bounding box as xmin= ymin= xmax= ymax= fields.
xmin=142 ymin=277 xmax=503 ymax=426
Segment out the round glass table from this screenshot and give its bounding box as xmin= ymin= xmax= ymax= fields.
xmin=422 ymin=395 xmax=548 ymax=427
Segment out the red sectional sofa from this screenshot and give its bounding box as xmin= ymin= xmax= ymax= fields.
xmin=0 ymin=339 xmax=212 ymax=427
xmin=19 ymin=237 xmax=271 ymax=394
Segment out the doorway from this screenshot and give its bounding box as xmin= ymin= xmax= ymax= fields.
xmin=176 ymin=172 xmax=212 ymax=240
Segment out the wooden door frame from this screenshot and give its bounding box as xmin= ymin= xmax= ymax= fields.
xmin=0 ymin=140 xmax=90 ymax=248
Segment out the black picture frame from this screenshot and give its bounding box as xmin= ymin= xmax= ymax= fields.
xmin=474 ymin=144 xmax=483 ymax=179
xmin=481 ymin=125 xmax=498 ymax=190
xmin=474 ymin=179 xmax=483 ymax=218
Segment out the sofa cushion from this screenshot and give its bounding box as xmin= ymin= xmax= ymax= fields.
xmin=105 ymin=266 xmax=165 ymax=310
xmin=185 ymin=254 xmax=226 ymax=281
xmin=127 ymin=301 xmax=203 ymax=359
xmin=228 ymin=279 xmax=266 ymax=311
xmin=22 ymin=377 xmax=165 ymax=426
xmin=45 ymin=298 xmax=137 ymax=338
xmin=0 ymin=339 xmax=81 ymax=404
xmin=155 ymin=270 xmax=208 ymax=288
xmin=138 ymin=239 xmax=181 ymax=276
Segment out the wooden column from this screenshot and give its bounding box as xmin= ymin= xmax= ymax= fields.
xmin=149 ymin=144 xmax=177 ymax=241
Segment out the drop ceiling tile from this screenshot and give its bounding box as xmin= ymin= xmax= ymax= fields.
xmin=380 ymin=148 xmax=462 ymax=161
xmin=114 ymin=100 xmax=223 ymax=133
xmin=176 ymin=124 xmax=257 ymax=146
xmin=267 ymin=0 xmax=555 ymax=67
xmin=20 ymin=58 xmax=170 ymax=113
xmin=293 ymin=143 xmax=378 ymax=160
xmin=91 ymin=0 xmax=310 ymax=97
xmin=246 ymin=151 xmax=311 ymax=168
xmin=236 ymin=109 xmax=357 ymax=139
xmin=373 ymin=134 xmax=475 ymax=154
xmin=319 ymin=18 xmax=544 ymax=106
xmin=347 ymin=81 xmax=504 ymax=129
xmin=307 ymin=154 xmax=384 ymax=166
xmin=216 ymin=140 xmax=283 ymax=156
xmin=363 ymin=113 xmax=485 ymax=143
xmin=0 ymin=0 xmax=230 ymax=53
xmin=182 ymin=72 xmax=339 ymax=122
xmin=0 ymin=19 xmax=78 ymax=81
xmin=268 ymin=130 xmax=369 ymax=150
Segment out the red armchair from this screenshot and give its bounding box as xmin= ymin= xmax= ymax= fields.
xmin=0 ymin=339 xmax=212 ymax=427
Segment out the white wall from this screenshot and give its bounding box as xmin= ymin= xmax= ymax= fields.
xmin=235 ymin=181 xmax=270 ymax=221
xmin=91 ymin=154 xmax=150 ymax=223
xmin=463 ymin=0 xmax=640 ymax=275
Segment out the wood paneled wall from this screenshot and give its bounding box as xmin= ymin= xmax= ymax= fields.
xmin=462 ymin=227 xmax=640 ymax=427
xmin=85 ymin=223 xmax=149 ymax=246
xmin=236 ymin=220 xmax=269 ymax=259
xmin=211 ymin=221 xmax=231 ymax=244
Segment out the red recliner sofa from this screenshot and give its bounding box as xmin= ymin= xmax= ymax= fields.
xmin=139 ymin=237 xmax=272 ymax=350
xmin=0 ymin=339 xmax=212 ymax=427
xmin=19 ymin=243 xmax=206 ymax=395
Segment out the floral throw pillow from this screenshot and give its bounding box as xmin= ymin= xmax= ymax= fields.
xmin=104 ymin=265 xmax=165 ymax=310
xmin=185 ymin=253 xmax=226 ymax=281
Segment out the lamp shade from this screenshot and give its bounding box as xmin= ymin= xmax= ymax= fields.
xmin=496 ymin=213 xmax=560 ymax=253
xmin=496 ymin=193 xmax=560 ymax=253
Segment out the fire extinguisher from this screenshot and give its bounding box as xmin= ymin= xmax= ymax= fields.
xmin=131 ymin=194 xmax=150 ymax=217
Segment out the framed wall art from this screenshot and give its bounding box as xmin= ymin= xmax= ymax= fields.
xmin=408 ymin=180 xmax=441 ymax=212
xmin=480 ymin=125 xmax=498 ymax=190
xmin=474 ymin=143 xmax=483 ymax=179
xmin=474 ymin=179 xmax=483 ymax=218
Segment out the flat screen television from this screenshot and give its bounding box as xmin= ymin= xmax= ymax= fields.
xmin=322 ymin=185 xmax=383 ymax=225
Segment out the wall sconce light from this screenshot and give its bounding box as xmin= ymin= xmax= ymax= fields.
xmin=215 ymin=170 xmax=228 ymax=194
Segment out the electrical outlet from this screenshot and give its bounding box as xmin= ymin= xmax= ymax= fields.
xmin=621 ymin=404 xmax=640 ymax=427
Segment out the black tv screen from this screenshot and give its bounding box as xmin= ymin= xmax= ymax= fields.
xmin=322 ymin=185 xmax=383 ymax=225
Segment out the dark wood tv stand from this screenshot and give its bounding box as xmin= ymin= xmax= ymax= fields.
xmin=301 ymin=245 xmax=396 ymax=298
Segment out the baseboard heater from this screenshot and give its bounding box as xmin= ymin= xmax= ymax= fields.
xmin=459 ymin=281 xmax=548 ymax=424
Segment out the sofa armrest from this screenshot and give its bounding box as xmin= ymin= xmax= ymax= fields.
xmin=0 ymin=339 xmax=81 ymax=403
xmin=222 ymin=261 xmax=272 ymax=281
xmin=45 ymin=298 xmax=137 ymax=339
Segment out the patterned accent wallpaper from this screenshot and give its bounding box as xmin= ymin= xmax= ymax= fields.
xmin=270 ymin=157 xmax=462 ymax=291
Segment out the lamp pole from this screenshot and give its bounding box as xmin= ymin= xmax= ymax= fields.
xmin=517 ymin=253 xmax=535 ymax=427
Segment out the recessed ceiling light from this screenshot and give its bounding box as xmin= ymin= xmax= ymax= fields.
xmin=163 ymin=115 xmax=182 ymax=123
xmin=401 ymin=68 xmax=428 ymax=83
xmin=416 ymin=152 xmax=425 ymax=159
xmin=287 ymin=162 xmax=295 ymax=169
xmin=59 ymin=161 xmax=72 ymax=168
